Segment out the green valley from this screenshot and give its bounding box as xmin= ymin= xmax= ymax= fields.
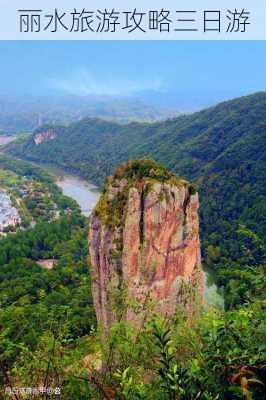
xmin=7 ymin=92 xmax=266 ymax=304
xmin=0 ymin=92 xmax=265 ymax=399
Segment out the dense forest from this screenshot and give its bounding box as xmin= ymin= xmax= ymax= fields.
xmin=0 ymin=159 xmax=265 ymax=399
xmin=1 ymin=93 xmax=266 ymax=399
xmin=0 ymin=158 xmax=265 ymax=399
xmin=7 ymin=92 xmax=266 ymax=293
xmin=0 ymin=158 xmax=96 ymax=397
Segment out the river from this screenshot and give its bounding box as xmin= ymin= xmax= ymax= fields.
xmin=204 ymin=267 xmax=224 ymax=309
xmin=55 ymin=172 xmax=99 ymax=216
xmin=51 ymin=168 xmax=223 ymax=309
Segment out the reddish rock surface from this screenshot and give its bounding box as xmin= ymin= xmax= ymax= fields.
xmin=34 ymin=128 xmax=58 ymax=145
xmin=89 ymin=161 xmax=203 ymax=332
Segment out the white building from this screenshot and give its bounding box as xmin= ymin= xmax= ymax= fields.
xmin=0 ymin=190 xmax=21 ymax=232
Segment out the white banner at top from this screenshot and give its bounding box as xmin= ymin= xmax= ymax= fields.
xmin=0 ymin=0 xmax=265 ymax=40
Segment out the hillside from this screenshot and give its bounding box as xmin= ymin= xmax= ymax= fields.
xmin=2 ymin=94 xmax=266 ymax=398
xmin=7 ymin=92 xmax=266 ymax=279
xmin=1 ymin=158 xmax=265 ymax=399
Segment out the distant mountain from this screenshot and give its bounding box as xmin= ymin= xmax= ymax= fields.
xmin=7 ymin=92 xmax=266 ymax=268
xmin=130 ymin=88 xmax=247 ymax=112
xmin=0 ymin=95 xmax=180 ymax=134
xmin=0 ymin=89 xmax=248 ymax=134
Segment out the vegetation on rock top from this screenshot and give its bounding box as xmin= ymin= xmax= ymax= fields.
xmin=111 ymin=159 xmax=185 ymax=185
xmin=94 ymin=159 xmax=193 ymax=230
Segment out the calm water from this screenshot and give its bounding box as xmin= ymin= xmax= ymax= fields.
xmin=52 ymin=167 xmax=223 ymax=308
xmin=55 ymin=173 xmax=100 ymax=216
xmin=204 ymin=266 xmax=224 ymax=309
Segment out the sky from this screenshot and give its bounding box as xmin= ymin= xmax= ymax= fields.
xmin=0 ymin=41 xmax=265 ymax=98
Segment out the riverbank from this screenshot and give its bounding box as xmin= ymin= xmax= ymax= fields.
xmin=56 ymin=173 xmax=99 ymax=217
xmin=6 ymin=159 xmax=100 ymax=217
xmin=46 ymin=164 xmax=223 ymax=309
xmin=3 ymin=154 xmax=223 ymax=308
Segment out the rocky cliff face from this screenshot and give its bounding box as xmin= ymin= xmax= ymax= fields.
xmin=89 ymin=160 xmax=203 ymax=332
xmin=34 ymin=128 xmax=58 ymax=145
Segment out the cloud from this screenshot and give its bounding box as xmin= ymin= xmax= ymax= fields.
xmin=46 ymin=67 xmax=163 ymax=96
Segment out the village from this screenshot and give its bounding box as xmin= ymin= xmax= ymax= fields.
xmin=0 ymin=169 xmax=60 ymax=236
xmin=0 ymin=189 xmax=21 ymax=233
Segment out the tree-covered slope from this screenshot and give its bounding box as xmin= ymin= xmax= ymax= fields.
xmin=7 ymin=92 xmax=266 ymax=273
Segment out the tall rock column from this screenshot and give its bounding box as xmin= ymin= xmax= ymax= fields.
xmin=89 ymin=160 xmax=203 ymax=333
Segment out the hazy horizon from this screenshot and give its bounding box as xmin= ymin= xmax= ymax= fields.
xmin=0 ymin=41 xmax=265 ymax=104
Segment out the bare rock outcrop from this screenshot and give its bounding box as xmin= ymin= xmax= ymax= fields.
xmin=89 ymin=160 xmax=203 ymax=332
xmin=34 ymin=128 xmax=59 ymax=145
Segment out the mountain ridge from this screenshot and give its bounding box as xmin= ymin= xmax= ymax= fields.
xmin=6 ymin=91 xmax=266 ymax=269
